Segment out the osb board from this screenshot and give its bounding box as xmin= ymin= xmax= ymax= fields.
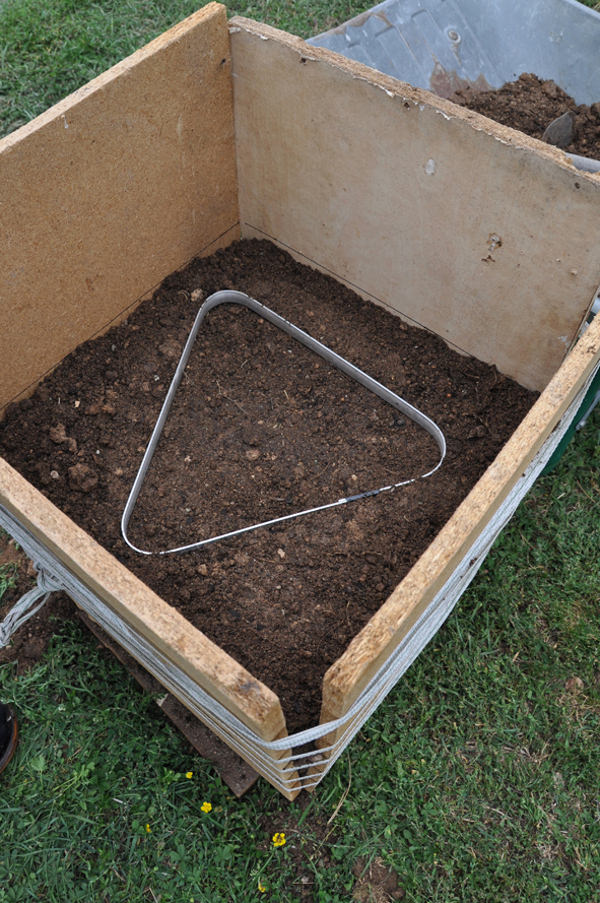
xmin=230 ymin=18 xmax=600 ymax=392
xmin=320 ymin=313 xmax=600 ymax=723
xmin=0 ymin=456 xmax=286 ymax=743
xmin=0 ymin=3 xmax=239 ymax=413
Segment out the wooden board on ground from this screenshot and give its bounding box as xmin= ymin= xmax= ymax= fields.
xmin=230 ymin=17 xmax=600 ymax=392
xmin=0 ymin=3 xmax=239 ymax=413
xmin=79 ymin=612 xmax=259 ymax=797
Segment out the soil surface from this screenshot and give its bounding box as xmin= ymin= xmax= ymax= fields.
xmin=0 ymin=241 xmax=536 ymax=732
xmin=453 ymin=72 xmax=600 ymax=160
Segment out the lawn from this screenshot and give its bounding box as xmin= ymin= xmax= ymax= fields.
xmin=1 ymin=1 xmax=600 ymax=901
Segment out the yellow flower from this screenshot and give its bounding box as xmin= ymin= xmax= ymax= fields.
xmin=201 ymin=801 xmax=212 ymax=813
xmin=185 ymin=772 xmax=193 ymax=779
xmin=272 ymin=832 xmax=286 ymax=847
xmin=146 ymin=824 xmax=152 ymax=833
xmin=258 ymin=880 xmax=267 ymax=893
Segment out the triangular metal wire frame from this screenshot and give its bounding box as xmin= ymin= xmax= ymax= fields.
xmin=121 ymin=290 xmax=446 ymax=555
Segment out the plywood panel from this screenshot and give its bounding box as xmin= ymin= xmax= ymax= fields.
xmin=0 ymin=3 xmax=239 ymax=412
xmin=230 ymin=18 xmax=600 ymax=392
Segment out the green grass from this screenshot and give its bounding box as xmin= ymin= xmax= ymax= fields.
xmin=1 ymin=1 xmax=600 ymax=899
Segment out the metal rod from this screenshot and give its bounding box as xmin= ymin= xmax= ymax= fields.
xmin=121 ymin=290 xmax=447 ymax=555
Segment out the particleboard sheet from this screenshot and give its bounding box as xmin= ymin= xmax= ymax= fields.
xmin=230 ymin=17 xmax=600 ymax=392
xmin=0 ymin=5 xmax=300 ymax=794
xmin=0 ymin=3 xmax=239 ymax=412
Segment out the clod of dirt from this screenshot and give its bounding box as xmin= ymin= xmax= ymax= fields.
xmin=49 ymin=423 xmax=67 ymax=444
xmin=68 ymin=462 xmax=98 ymax=492
xmin=158 ymin=337 xmax=183 ymax=360
xmin=86 ymin=399 xmax=116 ymax=416
xmin=49 ymin=423 xmax=77 ymax=452
xmin=352 ymin=857 xmax=405 ymax=902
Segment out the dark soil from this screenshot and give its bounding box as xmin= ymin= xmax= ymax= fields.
xmin=453 ymin=72 xmax=600 ymax=160
xmin=0 ymin=240 xmax=536 ymax=732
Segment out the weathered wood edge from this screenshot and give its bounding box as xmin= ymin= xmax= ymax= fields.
xmin=320 ymin=313 xmax=600 ymax=720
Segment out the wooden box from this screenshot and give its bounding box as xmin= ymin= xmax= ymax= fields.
xmin=1 ymin=4 xmax=599 ymax=798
